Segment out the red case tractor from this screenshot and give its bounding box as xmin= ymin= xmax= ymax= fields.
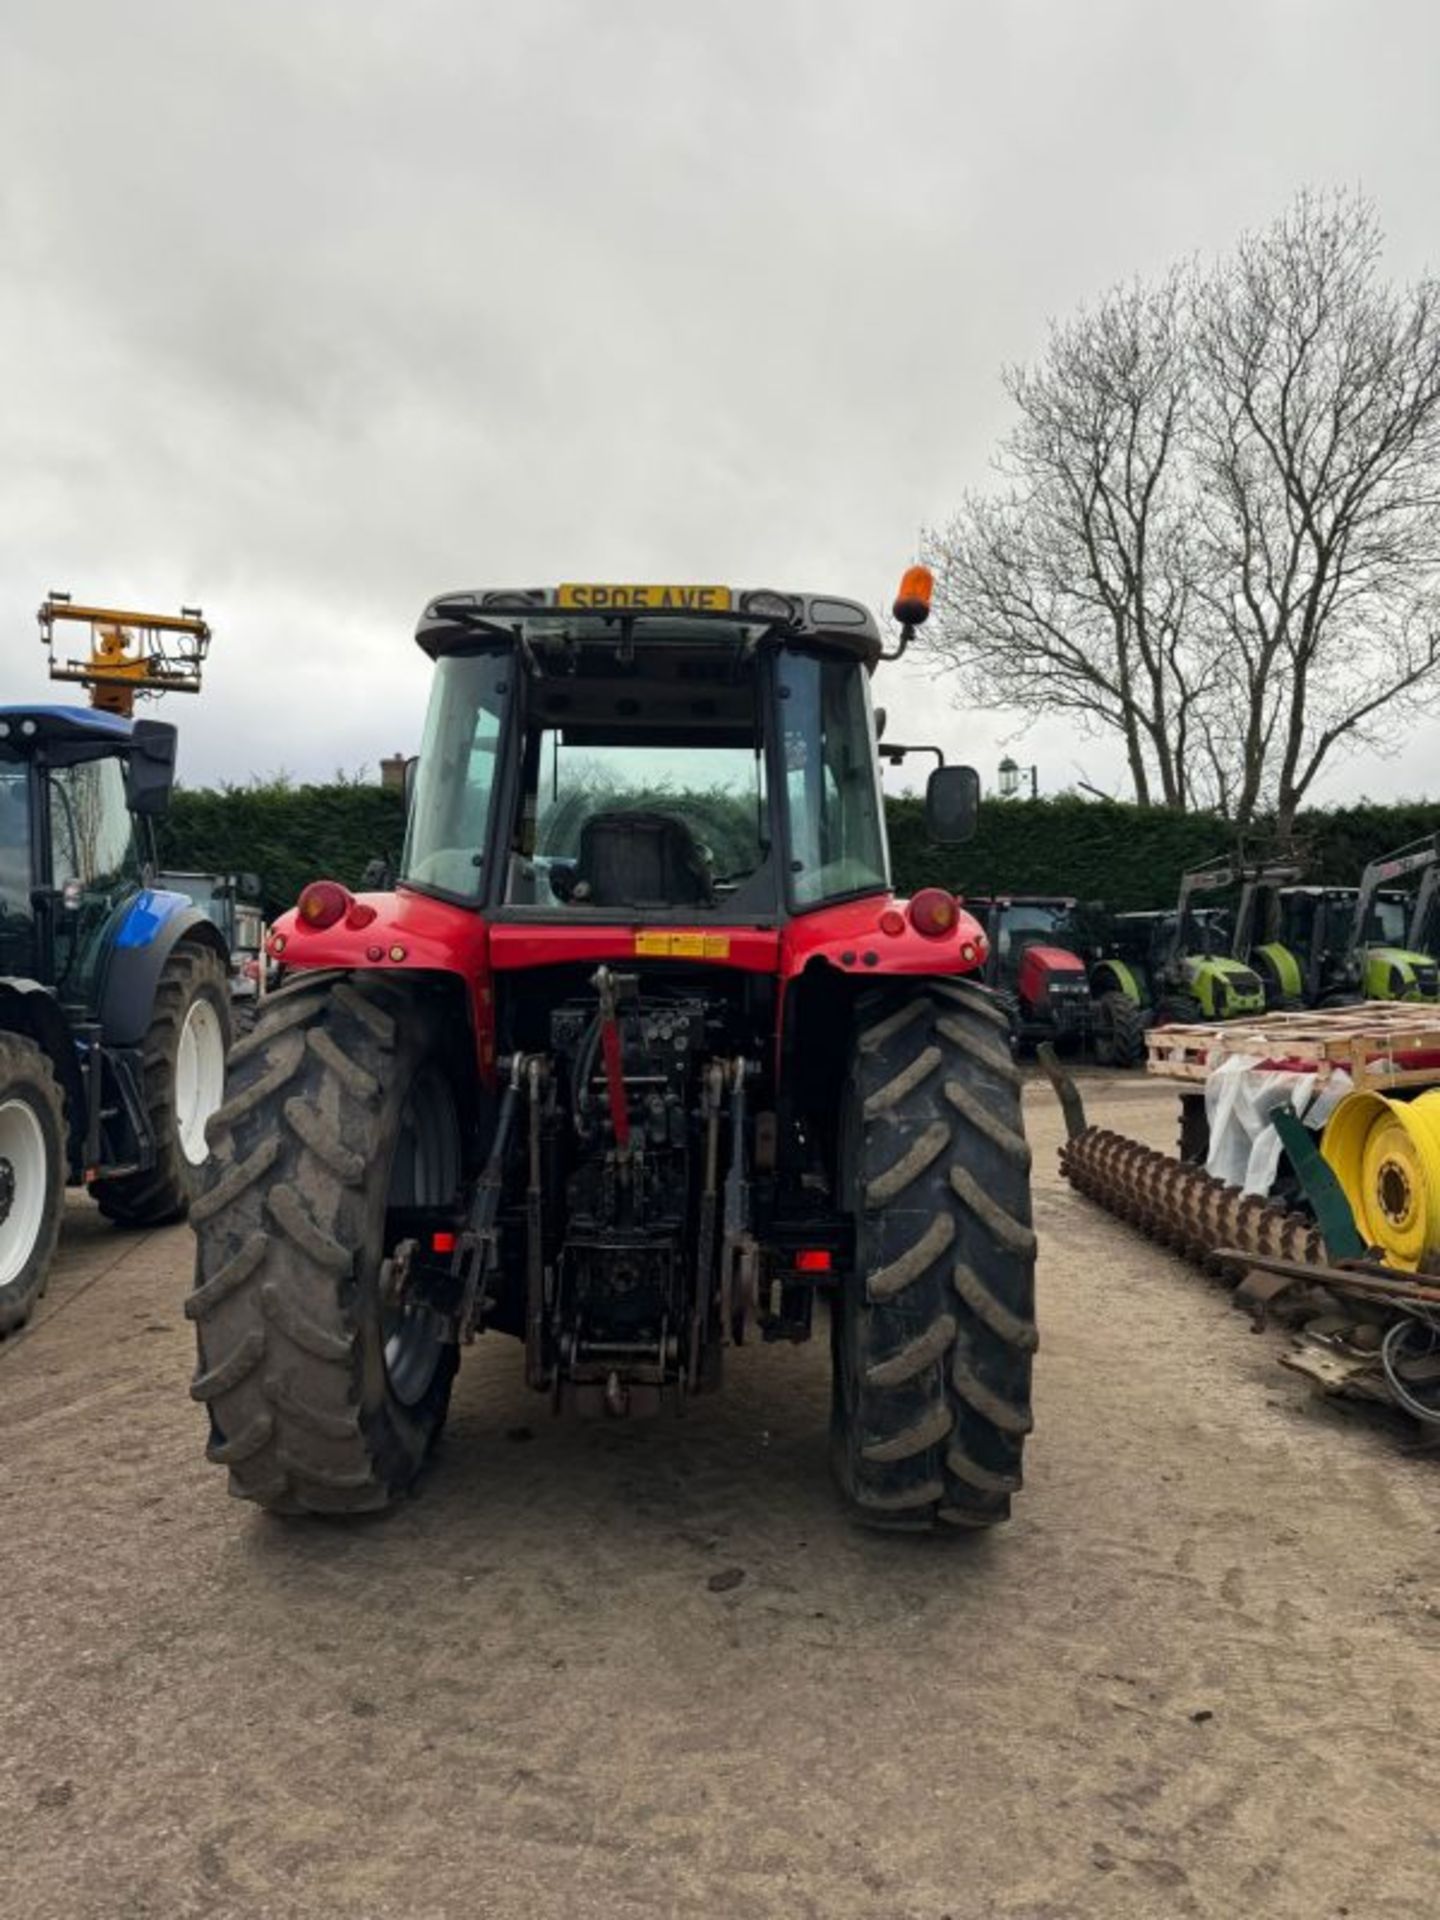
xmin=188 ymin=574 xmax=1037 ymax=1531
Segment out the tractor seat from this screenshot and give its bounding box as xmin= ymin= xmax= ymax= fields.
xmin=569 ymin=810 xmax=714 ymax=910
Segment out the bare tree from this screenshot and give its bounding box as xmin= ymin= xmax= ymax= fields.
xmin=924 ymin=191 xmax=1440 ymax=823
xmin=1192 ymin=189 xmax=1440 ymax=831
xmin=922 ymin=271 xmax=1213 ymax=808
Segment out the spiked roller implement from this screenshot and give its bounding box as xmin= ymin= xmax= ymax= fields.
xmin=1058 ymin=1126 xmax=1326 ymax=1270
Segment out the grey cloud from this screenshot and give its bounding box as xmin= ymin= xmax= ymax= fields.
xmin=3 ymin=0 xmax=1438 ymax=801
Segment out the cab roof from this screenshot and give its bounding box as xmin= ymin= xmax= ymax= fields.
xmin=0 ymin=704 xmax=133 ymax=744
xmin=415 ymin=587 xmax=885 ymax=666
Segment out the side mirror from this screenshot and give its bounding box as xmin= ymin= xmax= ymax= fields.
xmin=874 ymin=706 xmax=887 ymax=741
xmin=239 ymin=871 xmax=261 ymax=899
xmin=403 ymin=755 xmax=419 ymax=813
xmin=925 ymin=764 xmax=980 ymax=845
xmin=124 ymin=719 xmax=178 ymax=816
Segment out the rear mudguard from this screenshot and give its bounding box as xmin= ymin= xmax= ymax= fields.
xmin=99 ymin=894 xmax=229 ymax=1046
xmin=265 ymin=886 xmax=993 ymax=1085
xmin=1253 ymin=942 xmax=1303 ymax=1001
xmin=1090 ymin=958 xmax=1146 ymax=1008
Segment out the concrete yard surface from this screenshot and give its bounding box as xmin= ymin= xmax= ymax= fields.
xmin=2 ymin=1073 xmax=1438 ymax=1920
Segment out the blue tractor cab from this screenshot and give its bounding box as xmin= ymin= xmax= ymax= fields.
xmin=1 ymin=601 xmax=232 ymax=1334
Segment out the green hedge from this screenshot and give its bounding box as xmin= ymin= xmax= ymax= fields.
xmin=157 ymin=783 xmax=406 ymax=918
xmin=894 ymin=795 xmax=1440 ymax=907
xmin=158 ymin=782 xmax=1439 ymax=919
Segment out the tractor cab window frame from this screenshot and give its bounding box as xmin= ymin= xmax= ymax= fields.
xmin=0 ymin=755 xmax=39 ymax=980
xmin=773 ymin=646 xmax=889 ymax=913
xmin=399 ymin=648 xmax=514 ymax=906
xmin=1366 ymin=893 xmax=1411 ymax=948
xmin=40 ymin=748 xmax=149 ymax=1006
xmin=996 ymin=901 xmax=1073 ymax=958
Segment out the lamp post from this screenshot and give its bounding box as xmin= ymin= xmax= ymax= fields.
xmin=998 ymin=756 xmax=1038 ymax=799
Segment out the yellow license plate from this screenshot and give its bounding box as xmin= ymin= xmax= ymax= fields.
xmin=635 ymin=931 xmax=731 ymax=959
xmin=557 ymin=583 xmax=732 ymax=612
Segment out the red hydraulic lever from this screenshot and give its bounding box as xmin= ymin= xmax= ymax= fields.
xmin=593 ymin=967 xmax=631 ymax=1151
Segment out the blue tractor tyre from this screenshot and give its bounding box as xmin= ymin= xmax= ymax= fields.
xmin=0 ymin=1030 xmax=67 ymax=1335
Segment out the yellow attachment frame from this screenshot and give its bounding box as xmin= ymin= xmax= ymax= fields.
xmin=1322 ymin=1088 xmax=1440 ymax=1272
xmin=38 ymin=594 xmax=210 ymax=716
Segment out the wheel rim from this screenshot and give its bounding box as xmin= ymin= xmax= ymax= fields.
xmin=383 ymin=1066 xmax=461 ymax=1406
xmin=176 ymin=996 xmax=227 ymax=1167
xmin=0 ymin=1096 xmax=50 ymax=1288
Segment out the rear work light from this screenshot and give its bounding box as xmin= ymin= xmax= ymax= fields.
xmin=296 ymin=879 xmax=351 ymax=930
xmin=909 ymin=888 xmax=959 ymax=938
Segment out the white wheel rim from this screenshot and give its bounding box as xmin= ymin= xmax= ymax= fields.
xmin=176 ymin=997 xmax=227 ymax=1166
xmin=0 ymin=1096 xmax=49 ymax=1287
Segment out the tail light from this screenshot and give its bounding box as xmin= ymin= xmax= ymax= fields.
xmin=909 ymin=888 xmax=959 ymax=938
xmin=794 ymin=1249 xmax=833 ymax=1274
xmin=296 ymin=879 xmax=351 ymax=930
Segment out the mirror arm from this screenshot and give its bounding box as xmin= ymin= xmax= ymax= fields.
xmin=880 ymin=743 xmax=945 ymax=769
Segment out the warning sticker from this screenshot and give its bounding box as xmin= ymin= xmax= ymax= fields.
xmin=633 ymin=931 xmax=731 ymax=960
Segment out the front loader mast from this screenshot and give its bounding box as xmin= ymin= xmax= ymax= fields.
xmin=1410 ymin=862 xmax=1440 ymax=956
xmin=1162 ymin=856 xmax=1235 ymax=979
xmin=1230 ymin=861 xmax=1304 ymax=963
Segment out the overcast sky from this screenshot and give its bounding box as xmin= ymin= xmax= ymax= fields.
xmin=4 ymin=0 xmax=1439 ymax=803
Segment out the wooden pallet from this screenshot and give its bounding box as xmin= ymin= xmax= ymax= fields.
xmin=1145 ymin=1002 xmax=1440 ymax=1090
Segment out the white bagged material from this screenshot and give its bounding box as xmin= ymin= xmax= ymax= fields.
xmin=1203 ymin=1053 xmax=1352 ymax=1196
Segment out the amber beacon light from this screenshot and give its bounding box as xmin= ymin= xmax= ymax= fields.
xmin=892 ymin=565 xmax=934 ymax=629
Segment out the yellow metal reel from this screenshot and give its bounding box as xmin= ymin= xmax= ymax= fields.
xmin=1321 ymin=1088 xmax=1440 ymax=1271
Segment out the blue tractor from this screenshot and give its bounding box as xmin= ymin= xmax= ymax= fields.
xmin=0 ymin=599 xmax=232 ymax=1333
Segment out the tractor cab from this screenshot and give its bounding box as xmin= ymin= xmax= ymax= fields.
xmin=0 ymin=706 xmax=167 ymax=1005
xmin=399 ymin=592 xmax=911 ymax=922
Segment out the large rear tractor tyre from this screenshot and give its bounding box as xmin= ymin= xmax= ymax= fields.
xmin=831 ymin=978 xmax=1038 ymax=1531
xmin=187 ymin=974 xmax=467 ymax=1514
xmin=1092 ymin=990 xmax=1147 ymax=1069
xmin=92 ymin=943 xmax=232 ymax=1226
xmin=0 ymin=1034 xmax=67 ymax=1337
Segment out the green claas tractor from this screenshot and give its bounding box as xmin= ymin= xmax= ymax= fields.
xmin=1090 ymin=857 xmax=1267 ymax=1026
xmin=1259 ymin=837 xmax=1440 ymax=1007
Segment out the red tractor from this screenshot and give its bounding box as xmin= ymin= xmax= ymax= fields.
xmin=965 ymin=896 xmax=1147 ymax=1066
xmin=189 ymin=573 xmax=1037 ymax=1532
